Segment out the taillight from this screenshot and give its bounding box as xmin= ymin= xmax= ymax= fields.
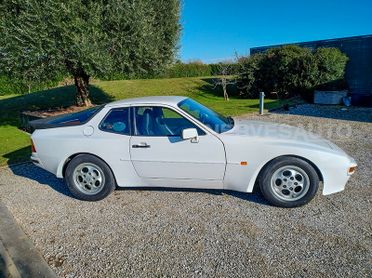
xmin=31 ymin=139 xmax=36 ymax=153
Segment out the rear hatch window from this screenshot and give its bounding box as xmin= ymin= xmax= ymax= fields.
xmin=30 ymin=106 xmax=103 ymax=130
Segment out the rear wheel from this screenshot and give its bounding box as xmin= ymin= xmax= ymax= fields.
xmin=259 ymin=157 xmax=319 ymax=207
xmin=65 ymin=154 xmax=116 ymax=201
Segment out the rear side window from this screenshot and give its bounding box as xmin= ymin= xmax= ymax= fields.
xmin=100 ymin=108 xmax=130 ymax=135
xmin=48 ymin=106 xmax=102 ymax=126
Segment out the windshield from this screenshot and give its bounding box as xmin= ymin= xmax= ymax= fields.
xmin=178 ymin=98 xmax=234 ymax=133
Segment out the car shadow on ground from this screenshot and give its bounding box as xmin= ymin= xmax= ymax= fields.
xmin=7 ymin=163 xmax=270 ymax=206
xmin=116 ymin=186 xmax=270 ymax=206
xmin=7 ymin=163 xmax=76 ymax=199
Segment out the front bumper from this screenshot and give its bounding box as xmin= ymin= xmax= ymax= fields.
xmin=322 ymin=156 xmax=357 ymax=195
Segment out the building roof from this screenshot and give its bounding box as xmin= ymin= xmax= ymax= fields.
xmin=106 ymin=96 xmax=188 ymax=107
xmin=250 ymin=34 xmax=372 ymax=54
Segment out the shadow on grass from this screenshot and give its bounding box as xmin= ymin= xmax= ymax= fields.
xmin=3 ymin=146 xmax=31 ymax=166
xmin=0 ymin=85 xmax=115 ymax=166
xmin=197 ymin=78 xmax=239 ymax=98
xmin=196 ymin=78 xmax=290 ymax=111
xmin=0 ymin=85 xmax=114 ymax=117
xmin=5 ymin=160 xmax=270 ymax=206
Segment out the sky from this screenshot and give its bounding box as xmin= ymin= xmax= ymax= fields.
xmin=180 ymin=0 xmax=372 ymax=62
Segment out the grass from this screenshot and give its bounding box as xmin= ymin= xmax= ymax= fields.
xmin=0 ymin=76 xmax=291 ymax=166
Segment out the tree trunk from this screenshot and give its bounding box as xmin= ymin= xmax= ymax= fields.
xmin=222 ymin=79 xmax=229 ymax=101
xmin=74 ymin=74 xmax=92 ymax=107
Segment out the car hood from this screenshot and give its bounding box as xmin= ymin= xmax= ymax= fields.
xmin=223 ymin=119 xmax=343 ymax=152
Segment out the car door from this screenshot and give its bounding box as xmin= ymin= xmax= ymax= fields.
xmin=129 ymin=105 xmax=226 ymax=188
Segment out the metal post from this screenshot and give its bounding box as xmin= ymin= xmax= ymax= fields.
xmin=259 ymin=92 xmax=265 ymax=115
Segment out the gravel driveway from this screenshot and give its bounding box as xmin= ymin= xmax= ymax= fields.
xmin=0 ymin=105 xmax=371 ymax=277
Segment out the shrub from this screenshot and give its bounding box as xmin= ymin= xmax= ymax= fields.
xmin=315 ymin=79 xmax=348 ymax=91
xmin=236 ymin=54 xmax=263 ymax=98
xmin=237 ymin=46 xmax=349 ymax=99
xmin=314 ymin=47 xmax=349 ymax=85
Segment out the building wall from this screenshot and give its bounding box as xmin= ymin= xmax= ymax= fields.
xmin=250 ymin=35 xmax=372 ymax=100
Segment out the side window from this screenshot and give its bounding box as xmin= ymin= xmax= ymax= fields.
xmin=134 ymin=106 xmax=205 ymax=136
xmin=100 ymin=108 xmax=130 ymax=135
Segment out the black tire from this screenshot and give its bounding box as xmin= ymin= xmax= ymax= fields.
xmin=259 ymin=156 xmax=319 ymax=208
xmin=65 ymin=154 xmax=116 ymax=201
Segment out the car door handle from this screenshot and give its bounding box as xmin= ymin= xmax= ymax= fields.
xmin=132 ymin=143 xmax=151 ymax=148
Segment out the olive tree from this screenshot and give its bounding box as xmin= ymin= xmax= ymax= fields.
xmin=0 ymin=0 xmax=180 ymax=106
xmin=212 ymin=63 xmax=237 ymax=101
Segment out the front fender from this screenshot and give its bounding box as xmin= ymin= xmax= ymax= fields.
xmin=222 ymin=137 xmax=355 ymax=194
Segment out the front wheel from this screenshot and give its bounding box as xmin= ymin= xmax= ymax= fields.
xmin=259 ymin=157 xmax=320 ymax=208
xmin=65 ymin=154 xmax=116 ymax=201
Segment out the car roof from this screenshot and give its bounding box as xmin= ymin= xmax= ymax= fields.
xmin=105 ymin=96 xmax=188 ymax=108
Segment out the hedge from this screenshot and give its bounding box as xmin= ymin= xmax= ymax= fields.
xmin=1 ymin=62 xmax=240 ymax=94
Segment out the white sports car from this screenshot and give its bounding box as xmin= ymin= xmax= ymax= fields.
xmin=30 ymin=96 xmax=357 ymax=207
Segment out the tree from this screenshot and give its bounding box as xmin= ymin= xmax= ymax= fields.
xmin=0 ymin=0 xmax=180 ymax=106
xmin=212 ymin=63 xmax=236 ymax=101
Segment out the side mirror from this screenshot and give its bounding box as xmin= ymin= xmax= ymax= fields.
xmin=182 ymin=128 xmax=199 ymax=143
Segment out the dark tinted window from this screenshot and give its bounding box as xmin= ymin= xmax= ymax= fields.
xmin=48 ymin=106 xmax=102 ymax=126
xmin=134 ymin=106 xmax=205 ymax=136
xmin=100 ymin=108 xmax=130 ymax=135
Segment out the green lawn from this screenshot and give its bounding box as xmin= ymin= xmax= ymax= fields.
xmin=0 ymin=76 xmax=290 ymax=166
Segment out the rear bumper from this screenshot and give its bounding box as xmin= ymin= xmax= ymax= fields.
xmin=30 ymin=153 xmax=43 ymax=167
